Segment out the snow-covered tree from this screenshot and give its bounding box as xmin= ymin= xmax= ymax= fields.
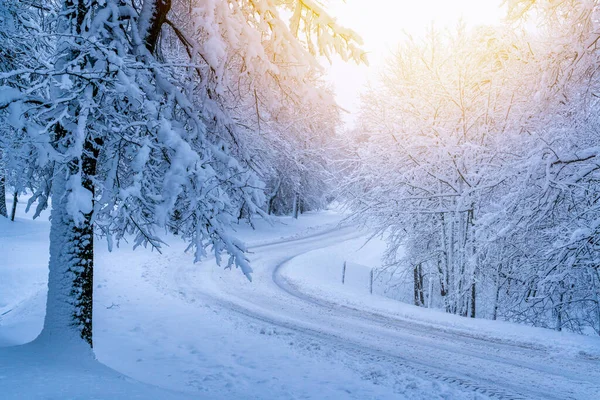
xmin=0 ymin=0 xmax=363 ymax=349
xmin=346 ymin=25 xmax=530 ymax=316
xmin=493 ymin=0 xmax=600 ymax=333
xmin=0 ymin=0 xmax=51 ymax=220
xmin=345 ymin=7 xmax=600 ymax=335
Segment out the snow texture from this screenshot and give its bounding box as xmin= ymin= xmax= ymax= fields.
xmin=1 ymin=200 xmax=599 ymax=399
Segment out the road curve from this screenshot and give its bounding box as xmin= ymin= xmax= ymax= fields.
xmin=170 ymin=224 xmax=600 ymax=400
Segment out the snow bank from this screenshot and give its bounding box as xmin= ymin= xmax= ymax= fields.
xmin=0 ymin=342 xmax=193 ymax=399
xmin=279 ymin=235 xmax=600 ymax=360
xmin=0 ymin=197 xmax=194 ymax=399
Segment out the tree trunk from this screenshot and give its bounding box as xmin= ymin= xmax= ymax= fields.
xmin=10 ymin=191 xmax=17 ymax=221
xmin=171 ymin=208 xmax=181 ymax=234
xmin=449 ymin=214 xmax=456 ymax=314
xmin=470 ymin=279 xmax=476 ymax=318
xmin=556 ymin=292 xmax=564 ymax=332
xmin=413 ymin=263 xmax=424 ymax=306
xmin=38 ymin=158 xmax=94 ymax=348
xmin=292 ymin=193 xmax=299 ymax=219
xmin=419 ymin=266 xmax=425 ymax=306
xmin=437 ymin=257 xmax=450 ymax=313
xmin=467 ymin=209 xmax=476 ymax=318
xmin=0 ymin=174 xmax=7 ymax=218
xmin=492 ymin=264 xmax=502 ymax=320
xmin=268 ymin=195 xmax=276 ymax=215
xmin=267 ymin=179 xmax=281 ymax=215
xmin=427 ymin=273 xmax=433 ymax=308
xmin=457 ymin=213 xmax=466 ymax=316
xmin=0 ymin=148 xmax=6 ymax=218
xmin=139 ymin=0 xmax=172 ymax=54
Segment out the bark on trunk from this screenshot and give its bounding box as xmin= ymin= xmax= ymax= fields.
xmin=268 ymin=195 xmax=276 ymax=215
xmin=470 ymin=280 xmax=476 ymax=318
xmin=437 ymin=257 xmax=450 ymax=313
xmin=39 ymin=159 xmax=94 ymax=347
xmin=0 ymin=173 xmax=7 ymax=218
xmin=10 ymin=191 xmax=17 ymax=221
xmin=139 ymin=0 xmax=172 ymax=53
xmin=413 ymin=263 xmax=425 ymax=306
xmin=556 ymin=293 xmax=564 ymax=332
xmin=267 ymin=179 xmax=281 ymax=215
xmin=492 ymin=264 xmax=502 ymax=321
xmin=427 ymin=274 xmax=433 ymax=308
xmin=292 ymin=193 xmax=299 ymax=219
xmin=467 ymin=209 xmax=476 ymax=318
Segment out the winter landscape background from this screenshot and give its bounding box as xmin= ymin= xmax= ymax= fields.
xmin=1 ymin=0 xmax=600 ymax=399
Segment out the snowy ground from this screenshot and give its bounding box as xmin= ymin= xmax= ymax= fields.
xmin=1 ymin=199 xmax=600 ymax=399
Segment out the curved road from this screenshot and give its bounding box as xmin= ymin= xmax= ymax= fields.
xmin=167 ymin=224 xmax=600 ymax=400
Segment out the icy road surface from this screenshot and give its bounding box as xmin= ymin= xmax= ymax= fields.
xmin=140 ymin=218 xmax=600 ymax=400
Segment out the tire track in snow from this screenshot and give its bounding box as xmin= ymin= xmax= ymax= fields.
xmin=152 ymin=224 xmax=599 ymax=400
xmin=211 ymin=230 xmax=530 ymax=398
xmin=197 ymin=285 xmax=528 ymax=400
xmin=272 ymin=259 xmax=600 ymax=398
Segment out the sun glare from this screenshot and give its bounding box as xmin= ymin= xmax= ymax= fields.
xmin=326 ymin=0 xmax=505 ymax=126
xmin=331 ymin=0 xmax=505 ymax=55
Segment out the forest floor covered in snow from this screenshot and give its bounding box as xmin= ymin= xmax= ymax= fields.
xmin=1 ymin=199 xmax=600 ymax=399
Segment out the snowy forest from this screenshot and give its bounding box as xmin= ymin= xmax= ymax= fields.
xmin=1 ymin=0 xmax=600 ymax=399
xmin=346 ymin=2 xmax=600 ymax=335
xmin=346 ymin=10 xmax=600 ymax=335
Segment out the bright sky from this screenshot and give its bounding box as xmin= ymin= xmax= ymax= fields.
xmin=325 ymin=0 xmax=505 ymax=127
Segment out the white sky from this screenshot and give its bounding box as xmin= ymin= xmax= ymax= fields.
xmin=324 ymin=0 xmax=505 ymax=127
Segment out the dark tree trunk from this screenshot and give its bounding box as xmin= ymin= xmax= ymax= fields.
xmin=419 ymin=268 xmax=425 ymax=305
xmin=41 ymin=120 xmax=98 ymax=348
xmin=0 ymin=168 xmax=7 ymax=218
xmin=237 ymin=201 xmax=252 ymax=225
xmin=470 ymin=281 xmax=476 ymax=318
xmin=267 ymin=179 xmax=281 ymax=215
xmin=459 ymin=265 xmax=467 ymax=317
xmin=413 ymin=263 xmax=425 ymax=306
xmin=76 ymin=136 xmax=100 ymax=345
xmin=437 ymin=258 xmax=451 ymax=312
xmin=556 ymin=292 xmax=564 ymax=332
xmin=10 ymin=191 xmax=17 ymax=221
xmin=268 ymin=195 xmax=276 ymax=215
xmin=492 ymin=262 xmax=504 ymax=321
xmin=139 ymin=0 xmax=172 ymax=53
xmin=292 ymin=193 xmax=300 ymax=219
xmin=171 ymin=208 xmax=182 ymax=235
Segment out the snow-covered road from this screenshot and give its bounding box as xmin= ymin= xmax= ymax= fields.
xmin=147 ymin=222 xmax=600 ymax=400
xmin=3 ymin=209 xmax=599 ymax=399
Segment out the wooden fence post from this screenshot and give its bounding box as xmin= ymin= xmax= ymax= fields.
xmin=342 ymin=261 xmax=346 ymax=284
